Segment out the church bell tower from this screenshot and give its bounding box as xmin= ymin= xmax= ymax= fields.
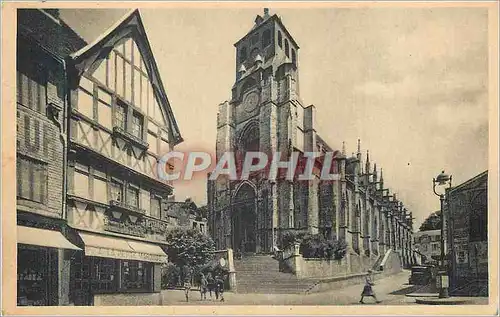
xmin=210 ymin=9 xmax=319 ymax=253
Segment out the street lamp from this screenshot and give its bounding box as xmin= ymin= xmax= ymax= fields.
xmin=432 ymin=170 xmax=452 ymax=298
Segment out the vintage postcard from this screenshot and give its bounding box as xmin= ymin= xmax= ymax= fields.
xmin=1 ymin=1 xmax=498 ymax=315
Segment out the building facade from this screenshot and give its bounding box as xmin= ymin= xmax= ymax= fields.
xmin=163 ymin=198 xmax=208 ymax=234
xmin=16 ymin=9 xmax=183 ymax=306
xmin=207 ymin=9 xmax=415 ymax=269
xmin=16 ymin=9 xmax=85 ymax=306
xmin=413 ymin=229 xmax=441 ymax=265
xmin=446 ymin=171 xmax=488 ymax=296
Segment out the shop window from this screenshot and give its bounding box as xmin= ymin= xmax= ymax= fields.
xmin=17 ymin=60 xmax=47 ymax=114
xmin=150 ymin=196 xmax=161 ymax=218
xmin=277 ymin=31 xmax=283 ymax=48
xmin=121 ymin=261 xmax=151 ymax=291
xmin=17 ymin=156 xmax=48 ymax=204
xmin=17 ymin=247 xmax=49 ymax=306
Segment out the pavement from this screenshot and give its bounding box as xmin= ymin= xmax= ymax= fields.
xmin=161 ymin=271 xmax=418 ymax=305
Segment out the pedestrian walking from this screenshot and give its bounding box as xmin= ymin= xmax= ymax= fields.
xmin=183 ymin=276 xmax=192 ymax=302
xmin=359 ymin=269 xmax=382 ymax=304
xmin=214 ymin=274 xmax=225 ymax=302
xmin=199 ymin=273 xmax=208 ymax=301
xmin=206 ymin=272 xmax=215 ymax=300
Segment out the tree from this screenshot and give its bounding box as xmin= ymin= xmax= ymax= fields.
xmin=164 ymin=228 xmax=216 ymax=269
xmin=419 ymin=211 xmax=442 ymax=231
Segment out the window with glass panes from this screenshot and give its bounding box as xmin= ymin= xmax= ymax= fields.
xmin=127 ymin=185 xmax=140 ymax=208
xmin=131 ymin=111 xmax=143 ymax=139
xmin=110 ymin=180 xmax=123 ymax=202
xmin=121 ymin=261 xmax=151 ymax=291
xmin=78 ymin=37 xmax=172 ymax=143
xmin=115 ymin=100 xmax=127 ymax=130
xmin=150 ymin=196 xmax=161 ymax=218
xmin=17 ymin=156 xmax=48 ymax=204
xmin=17 ymin=57 xmax=47 ymax=114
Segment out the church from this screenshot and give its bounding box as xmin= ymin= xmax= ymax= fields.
xmin=207 ymin=9 xmax=414 ymax=267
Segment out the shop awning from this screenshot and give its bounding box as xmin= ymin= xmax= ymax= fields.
xmin=78 ymin=232 xmax=167 ymax=263
xmin=17 ymin=226 xmax=81 ymax=250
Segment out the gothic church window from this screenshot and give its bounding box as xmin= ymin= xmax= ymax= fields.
xmin=240 ymin=47 xmax=247 ymax=63
xmin=292 ymin=49 xmax=297 ymax=65
xmin=277 ymin=31 xmax=283 ymax=48
xmin=284 ymin=39 xmax=290 ymax=58
xmin=262 ymin=29 xmax=271 ymax=47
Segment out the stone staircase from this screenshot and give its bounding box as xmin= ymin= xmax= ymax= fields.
xmin=234 ymin=254 xmax=316 ymax=294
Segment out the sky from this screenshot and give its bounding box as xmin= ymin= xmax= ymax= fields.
xmin=59 ymin=6 xmax=489 ymax=229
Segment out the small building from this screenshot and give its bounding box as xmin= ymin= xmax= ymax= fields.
xmin=163 ymin=198 xmax=208 ymax=234
xmin=413 ymin=229 xmax=441 ymax=265
xmin=16 ymin=9 xmax=86 ymax=306
xmin=446 ymin=171 xmax=488 ymax=296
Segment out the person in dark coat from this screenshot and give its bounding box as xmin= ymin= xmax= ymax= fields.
xmin=359 ymin=269 xmax=382 ymax=304
xmin=206 ymin=272 xmax=215 ymax=300
xmin=214 ymin=274 xmax=225 ymax=302
xmin=199 ymin=273 xmax=208 ymax=301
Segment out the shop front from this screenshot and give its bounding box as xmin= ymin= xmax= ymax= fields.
xmin=17 ymin=226 xmax=81 ymax=306
xmin=70 ymin=231 xmax=167 ymax=306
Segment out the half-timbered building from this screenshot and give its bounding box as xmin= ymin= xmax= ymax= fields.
xmin=63 ymin=10 xmax=182 ymax=305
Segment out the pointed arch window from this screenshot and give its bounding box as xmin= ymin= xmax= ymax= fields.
xmin=240 ymin=47 xmax=247 ymax=63
xmin=284 ymin=39 xmax=290 ymax=58
xmin=262 ymin=29 xmax=271 ymax=48
xmin=292 ymin=49 xmax=297 ymax=65
xmin=277 ymin=31 xmax=283 ymax=48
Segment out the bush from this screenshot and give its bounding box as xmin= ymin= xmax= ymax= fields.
xmin=161 ymin=263 xmax=181 ymax=289
xmin=298 ymin=233 xmax=347 ymax=260
xmin=280 ymin=231 xmax=306 ymax=249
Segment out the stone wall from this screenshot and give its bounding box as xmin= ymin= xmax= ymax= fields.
xmin=280 ymin=243 xmax=402 ymax=279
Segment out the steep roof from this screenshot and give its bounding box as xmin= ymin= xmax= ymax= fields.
xmin=68 ymin=9 xmax=183 ymax=145
xmin=17 ymin=9 xmax=87 ymax=59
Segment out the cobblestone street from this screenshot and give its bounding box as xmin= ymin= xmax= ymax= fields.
xmin=161 ymin=271 xmax=418 ymax=305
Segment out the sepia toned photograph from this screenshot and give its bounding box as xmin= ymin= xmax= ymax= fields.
xmin=1 ymin=1 xmax=498 ymax=315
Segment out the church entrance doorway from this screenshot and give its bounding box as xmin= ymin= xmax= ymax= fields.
xmin=231 ymin=184 xmax=257 ymax=254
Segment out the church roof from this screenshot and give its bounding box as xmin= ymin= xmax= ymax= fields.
xmin=234 ymin=12 xmax=300 ymax=49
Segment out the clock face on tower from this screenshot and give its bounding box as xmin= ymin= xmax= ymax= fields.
xmin=243 ymin=91 xmax=259 ymax=113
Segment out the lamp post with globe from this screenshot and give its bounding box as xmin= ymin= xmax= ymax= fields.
xmin=432 ymin=170 xmax=452 ymax=298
